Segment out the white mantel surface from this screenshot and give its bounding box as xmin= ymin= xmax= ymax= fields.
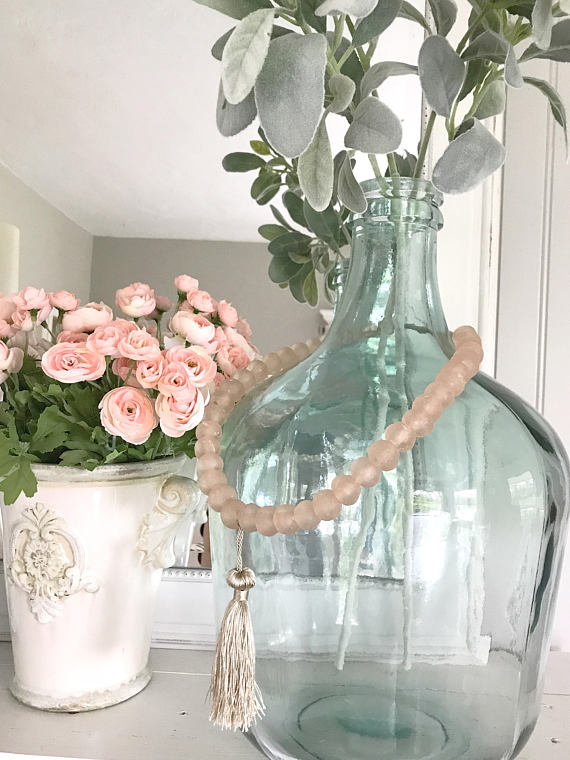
xmin=0 ymin=644 xmax=568 ymax=760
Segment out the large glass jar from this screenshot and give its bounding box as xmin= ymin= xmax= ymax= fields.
xmin=210 ymin=179 xmax=569 ymax=760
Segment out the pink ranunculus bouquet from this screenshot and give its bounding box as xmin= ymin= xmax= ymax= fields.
xmin=0 ymin=278 xmax=256 ymax=504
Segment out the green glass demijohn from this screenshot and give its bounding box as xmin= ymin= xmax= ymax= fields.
xmin=210 ymin=179 xmax=570 ymax=760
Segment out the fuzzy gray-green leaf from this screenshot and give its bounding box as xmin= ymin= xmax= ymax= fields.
xmin=399 ymin=1 xmax=431 ymax=32
xmin=432 ymin=118 xmax=506 ymax=194
xmin=338 ymin=154 xmax=367 ymax=213
xmin=222 ymin=9 xmax=275 ymax=104
xmin=303 ymin=270 xmax=319 ymax=307
xmin=352 ymin=0 xmax=402 ymax=47
xmin=461 ymin=30 xmax=522 ymax=87
xmin=473 ymin=80 xmax=506 ymax=119
xmin=193 ymin=0 xmax=272 ymax=20
xmin=216 ymin=81 xmax=257 ymax=136
xmin=505 ymin=44 xmax=523 ymax=88
xmin=532 ymin=0 xmax=554 ymax=49
xmin=427 ymin=0 xmax=457 ymax=36
xmin=520 ymin=19 xmax=570 ymax=61
xmin=360 ymin=61 xmax=418 ymax=99
xmin=255 ymin=33 xmax=327 ymax=158
xmin=344 ymin=97 xmax=402 ymax=154
xmin=298 ymin=118 xmax=334 ymax=212
xmin=524 ymin=76 xmax=568 ymax=147
xmin=419 ymin=35 xmax=465 ymax=117
xmin=315 ymin=0 xmax=377 ymax=18
xmin=327 ymin=74 xmax=356 ymax=114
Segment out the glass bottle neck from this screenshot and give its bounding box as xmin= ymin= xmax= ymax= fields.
xmin=326 ymin=182 xmax=448 ymax=347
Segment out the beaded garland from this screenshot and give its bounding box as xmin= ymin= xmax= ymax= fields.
xmin=195 ymin=325 xmax=484 ymax=537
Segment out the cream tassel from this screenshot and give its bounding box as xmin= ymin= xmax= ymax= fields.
xmin=209 ymin=529 xmax=265 ymax=731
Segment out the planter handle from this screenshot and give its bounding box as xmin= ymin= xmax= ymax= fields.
xmin=137 ymin=474 xmax=204 ymax=570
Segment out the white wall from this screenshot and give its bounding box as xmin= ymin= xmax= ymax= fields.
xmin=497 ymin=61 xmax=570 ymax=651
xmin=0 ymin=163 xmax=93 ymax=301
xmin=90 ymin=237 xmax=321 ymax=354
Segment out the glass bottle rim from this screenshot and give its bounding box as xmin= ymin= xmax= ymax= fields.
xmin=360 ymin=177 xmax=443 ymax=208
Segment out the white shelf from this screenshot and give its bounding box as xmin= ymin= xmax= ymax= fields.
xmin=0 ymin=644 xmax=568 ymax=760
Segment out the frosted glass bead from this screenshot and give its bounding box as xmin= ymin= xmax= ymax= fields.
xmin=208 ymin=484 xmax=237 ymax=512
xmin=456 ymin=352 xmax=480 ymax=376
xmin=204 ymin=404 xmax=227 ymax=424
xmin=294 ymin=500 xmax=320 ymax=531
xmin=220 ymin=499 xmax=243 ymax=529
xmin=196 ymin=453 xmax=223 ymax=474
xmin=226 ymin=379 xmax=245 ymax=401
xmin=402 ymin=408 xmax=434 ymax=437
xmin=273 ymin=505 xmax=298 ymax=535
xmin=196 ymin=420 xmax=222 ymax=439
xmin=313 ymin=490 xmax=342 ymax=521
xmin=195 ymin=437 xmax=220 ymax=457
xmin=256 ymin=506 xmax=278 ymax=536
xmin=277 ymin=347 xmax=297 ymax=369
xmin=385 ymin=422 xmax=417 ymax=452
xmin=453 ymin=325 xmax=478 ymax=344
xmin=306 ymin=337 xmax=321 ymax=352
xmin=436 ymin=366 xmax=467 ymax=396
xmin=350 ymin=457 xmax=381 ymax=487
xmin=198 ymin=468 xmax=227 ymax=495
xmin=212 ymin=394 xmax=233 ymax=413
xmin=457 ymin=341 xmax=484 ymax=366
xmin=424 ymin=382 xmax=454 ymax=408
xmin=233 ymin=369 xmax=256 ymax=390
xmin=412 ymin=394 xmax=444 ymax=420
xmin=331 ymin=474 xmax=361 ymax=505
xmin=249 ymin=360 xmax=269 ymax=382
xmin=368 ymin=440 xmax=400 ymax=470
xmin=263 ymin=353 xmax=282 ymax=374
xmin=237 ymin=503 xmax=259 ymax=532
xmin=292 ymin=342 xmax=311 ymax=360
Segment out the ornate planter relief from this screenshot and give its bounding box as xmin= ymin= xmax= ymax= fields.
xmin=9 ymin=502 xmax=100 ymax=623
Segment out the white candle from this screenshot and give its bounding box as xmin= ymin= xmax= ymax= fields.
xmin=0 ymin=222 xmax=20 ymax=295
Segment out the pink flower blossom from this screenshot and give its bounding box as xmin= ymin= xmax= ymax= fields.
xmin=170 ymin=311 xmax=215 ymax=346
xmin=174 ymin=275 xmax=199 ymax=294
xmin=0 ymin=343 xmax=24 ymax=374
xmin=0 ymin=320 xmax=17 ymax=338
xmin=164 ymin=346 xmax=217 ymax=388
xmin=0 ymin=296 xmax=16 ymax=322
xmin=155 ymin=389 xmax=204 ymax=437
xmin=223 ymin=326 xmax=256 ymax=360
xmin=115 ymin=282 xmax=156 ymax=318
xmin=217 ymin=300 xmax=239 ymax=327
xmin=41 ymin=342 xmax=106 ymax=383
xmin=12 ymin=309 xmax=33 ymax=332
xmin=155 ymin=296 xmax=173 ymax=313
xmin=236 ymin=318 xmax=252 ymax=341
xmin=62 ymin=302 xmax=113 ymax=333
xmin=213 ymin=372 xmax=225 ymax=389
xmin=157 ymin=361 xmax=199 ymax=400
xmin=135 ymin=355 xmax=165 ymax=389
xmin=187 ymin=290 xmax=217 ymax=314
xmin=57 ymin=331 xmax=89 ymax=344
xmin=216 ymin=344 xmax=252 ymax=378
xmin=118 ymin=327 xmax=160 ymax=361
xmin=14 ymin=287 xmax=52 ymax=322
xmin=49 ymin=290 xmax=80 ymax=311
xmin=86 ymin=323 xmax=125 ymax=357
xmin=99 ymin=387 xmax=157 ymax=445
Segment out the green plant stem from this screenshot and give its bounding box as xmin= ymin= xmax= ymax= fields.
xmin=414 ymin=110 xmax=436 ymax=179
xmin=387 ymin=153 xmax=400 ymax=177
xmin=456 ymin=4 xmax=492 ymax=55
xmin=151 ymin=431 xmax=165 ymax=460
xmin=368 ymin=153 xmax=382 ymax=179
xmin=332 ymin=14 xmax=345 ymax=54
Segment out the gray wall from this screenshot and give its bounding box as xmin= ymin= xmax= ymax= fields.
xmin=90 ymin=238 xmax=321 ymax=354
xmin=0 ymin=164 xmax=93 ymax=301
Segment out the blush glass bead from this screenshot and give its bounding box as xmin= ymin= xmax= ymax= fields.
xmin=194 ymin=437 xmax=220 ymax=457
xmin=211 ymin=178 xmax=568 ymax=760
xmin=237 ymin=503 xmax=260 ymax=532
xmin=312 ymin=490 xmax=342 ymax=521
xmin=273 ymin=505 xmax=298 ymax=534
xmin=331 ymin=474 xmax=361 ymax=505
xmin=385 ymin=422 xmax=417 ymax=452
xmin=220 ymin=498 xmax=242 ymax=529
xmin=196 ymin=420 xmax=222 ymax=439
xmin=263 ymin=353 xmax=282 ymax=374
xmin=367 ymin=439 xmax=400 ymax=470
xmin=207 ymin=484 xmax=236 ymax=512
xmin=350 ymin=457 xmax=381 ymax=487
xmin=197 ymin=468 xmax=226 ymax=494
xmin=256 ymin=506 xmax=278 ymax=536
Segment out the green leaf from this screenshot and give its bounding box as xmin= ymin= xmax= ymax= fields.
xmin=211 ymin=28 xmax=235 ymax=60
xmin=532 ymin=0 xmax=554 ymax=49
xmin=259 ymin=223 xmax=288 ymax=240
xmin=192 ymin=0 xmax=271 ymax=21
xmin=327 ymin=74 xmax=356 ymax=114
xmin=268 ymin=231 xmax=312 ymax=257
xmin=251 ymin=172 xmax=281 ymax=204
xmin=216 ymin=82 xmax=257 ymax=137
xmin=457 ymin=59 xmax=487 ymax=102
xmin=270 ymin=204 xmax=296 ymax=230
xmin=268 ymin=256 xmax=302 ymax=283
xmin=250 ymin=139 xmax=271 ymax=154
xmin=520 ymin=18 xmax=570 ymax=61
xmin=0 ymin=457 xmax=37 ymax=505
xmin=399 ymin=1 xmax=431 ymax=32
xmin=559 ymin=0 xmax=570 ymax=13
xmin=360 ymin=61 xmax=417 ymax=99
xmin=386 ymin=151 xmax=418 ymax=176
xmin=303 ymin=200 xmax=340 ymax=247
xmin=255 ymin=33 xmax=327 ymax=158
xmin=289 ymin=263 xmax=313 ymax=302
xmin=222 ymin=8 xmax=275 ymax=104
xmin=300 ymin=0 xmax=327 ymax=32
xmin=315 ymin=0 xmax=377 ymax=18
xmin=344 ymin=97 xmax=402 ymax=154
xmin=353 ymin=0 xmax=402 ymax=47
xmin=337 ymin=154 xmax=367 ymax=213
xmin=303 ymin=270 xmax=319 ymax=307
xmin=461 ymin=30 xmax=522 ymax=87
xmin=283 ymin=191 xmax=310 ymax=229
xmin=298 ymin=118 xmax=334 ymax=212
xmin=418 ymin=35 xmax=465 ymax=117
xmin=524 ymin=76 xmax=568 ymax=148
xmin=432 ymin=118 xmax=506 ymax=194
xmin=505 ymin=44 xmax=523 ymax=88
xmin=427 ymin=0 xmax=458 ymax=36
xmin=473 ymin=80 xmax=506 ymax=119
xmin=222 ymin=152 xmax=267 ymax=171
xmin=30 ymin=406 xmax=70 ymax=453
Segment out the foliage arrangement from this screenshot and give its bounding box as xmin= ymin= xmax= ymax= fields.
xmin=196 ymin=0 xmax=570 ymax=304
xmin=0 ymin=280 xmax=255 ymax=504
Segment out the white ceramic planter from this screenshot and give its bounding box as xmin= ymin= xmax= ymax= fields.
xmin=0 ymin=455 xmax=202 ymax=711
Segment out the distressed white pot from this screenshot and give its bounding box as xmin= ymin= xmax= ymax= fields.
xmin=0 ymin=455 xmax=202 ymax=711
